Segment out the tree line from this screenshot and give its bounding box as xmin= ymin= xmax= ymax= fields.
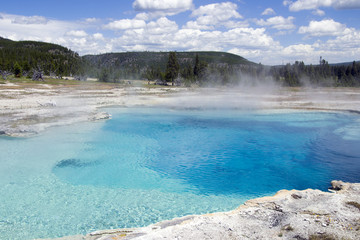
xmin=270 ymin=58 xmax=360 ymax=87
xmin=140 ymin=53 xmax=360 ymax=87
xmin=1 ymin=37 xmax=359 ymax=87
xmin=75 ymin=52 xmax=360 ymax=88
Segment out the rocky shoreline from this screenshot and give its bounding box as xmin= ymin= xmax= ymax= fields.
xmin=1 ymin=83 xmax=360 ymax=137
xmin=46 ymin=180 xmax=360 ymax=240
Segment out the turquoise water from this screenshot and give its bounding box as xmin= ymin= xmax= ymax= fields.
xmin=1 ymin=108 xmax=360 ymax=239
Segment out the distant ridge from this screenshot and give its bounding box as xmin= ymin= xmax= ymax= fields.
xmin=83 ymin=51 xmax=256 ymax=69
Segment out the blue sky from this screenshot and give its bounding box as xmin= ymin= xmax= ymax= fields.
xmin=1 ymin=0 xmax=360 ymax=65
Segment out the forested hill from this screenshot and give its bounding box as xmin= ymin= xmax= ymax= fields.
xmin=83 ymin=51 xmax=254 ymax=69
xmin=82 ymin=51 xmax=257 ymax=83
xmin=0 ymin=37 xmax=83 ymax=76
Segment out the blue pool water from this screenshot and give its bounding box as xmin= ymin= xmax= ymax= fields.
xmin=1 ymin=108 xmax=360 ymax=239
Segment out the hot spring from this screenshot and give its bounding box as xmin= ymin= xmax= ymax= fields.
xmin=1 ymin=107 xmax=360 ymax=239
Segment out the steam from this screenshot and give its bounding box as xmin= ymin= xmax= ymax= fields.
xmin=156 ymin=73 xmax=282 ymax=110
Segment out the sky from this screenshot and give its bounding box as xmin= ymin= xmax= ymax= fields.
xmin=0 ymin=0 xmax=360 ymax=65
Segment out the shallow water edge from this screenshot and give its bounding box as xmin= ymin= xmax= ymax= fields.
xmin=46 ymin=181 xmax=360 ymax=240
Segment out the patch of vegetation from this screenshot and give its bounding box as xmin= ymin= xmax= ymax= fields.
xmin=346 ymin=201 xmax=360 ymax=211
xmin=309 ymin=233 xmax=336 ymax=240
xmin=281 ymin=224 xmax=294 ymax=231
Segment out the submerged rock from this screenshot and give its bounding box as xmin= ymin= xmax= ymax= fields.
xmin=89 ymin=112 xmax=111 ymax=121
xmin=53 ymin=181 xmax=360 ymax=240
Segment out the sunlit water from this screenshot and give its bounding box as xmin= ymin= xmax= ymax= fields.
xmin=1 ymin=108 xmax=360 ymax=239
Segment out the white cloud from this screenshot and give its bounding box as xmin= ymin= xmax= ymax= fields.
xmin=183 ymin=20 xmax=214 ymax=30
xmin=132 ymin=0 xmax=193 ymax=18
xmin=93 ymin=33 xmax=104 ymax=40
xmin=299 ymin=29 xmax=360 ymax=63
xmin=255 ymin=16 xmax=296 ymax=30
xmin=84 ymin=18 xmax=99 ymax=23
xmin=186 ymin=2 xmax=242 ymax=30
xmin=222 ymin=28 xmax=279 ymax=48
xmin=104 ymin=19 xmax=146 ymax=30
xmin=282 ymin=44 xmax=314 ymax=55
xmin=298 ymin=19 xmax=347 ymax=36
xmin=191 ymin=2 xmax=242 ymax=20
xmin=262 ymin=8 xmax=276 ymax=16
xmin=287 ymin=0 xmax=360 ymax=11
xmin=320 ymin=29 xmax=360 ymax=52
xmin=134 ymin=13 xmax=149 ymax=21
xmin=12 ymin=15 xmax=48 ymax=25
xmin=223 ymin=20 xmax=249 ymax=29
xmin=66 ymin=30 xmax=88 ymax=37
xmin=312 ymin=9 xmax=325 ymax=16
xmin=146 ymin=17 xmax=178 ymax=35
xmin=0 ymin=13 xmax=78 ymax=41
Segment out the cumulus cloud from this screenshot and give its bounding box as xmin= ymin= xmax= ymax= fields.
xmin=282 ymin=44 xmax=315 ymax=55
xmin=262 ymin=8 xmax=276 ymax=15
xmin=0 ymin=13 xmax=77 ymax=41
xmin=132 ymin=0 xmax=193 ymax=18
xmin=191 ymin=2 xmax=242 ymax=20
xmin=255 ymin=16 xmax=296 ymax=30
xmin=183 ymin=20 xmax=214 ymax=30
xmin=298 ymin=19 xmax=348 ymax=36
xmin=134 ymin=13 xmax=149 ymax=21
xmin=104 ymin=19 xmax=146 ymax=30
xmin=146 ymin=17 xmax=178 ymax=35
xmin=66 ymin=30 xmax=88 ymax=37
xmin=93 ymin=33 xmax=104 ymax=40
xmin=185 ymin=2 xmax=243 ymax=30
xmin=297 ymin=29 xmax=360 ymax=63
xmin=287 ymin=0 xmax=360 ymax=11
xmin=322 ymin=29 xmax=360 ymax=54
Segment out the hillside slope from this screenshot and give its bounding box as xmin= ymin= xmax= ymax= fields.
xmin=83 ymin=51 xmax=255 ymax=69
xmin=0 ymin=37 xmax=83 ymax=76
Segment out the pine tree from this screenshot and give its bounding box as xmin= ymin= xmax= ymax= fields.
xmin=13 ymin=61 xmax=22 ymax=77
xmin=165 ymin=52 xmax=179 ymax=86
xmin=193 ymin=54 xmax=200 ymax=78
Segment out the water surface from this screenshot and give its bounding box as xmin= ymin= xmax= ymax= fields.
xmin=0 ymin=108 xmax=359 ymax=239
